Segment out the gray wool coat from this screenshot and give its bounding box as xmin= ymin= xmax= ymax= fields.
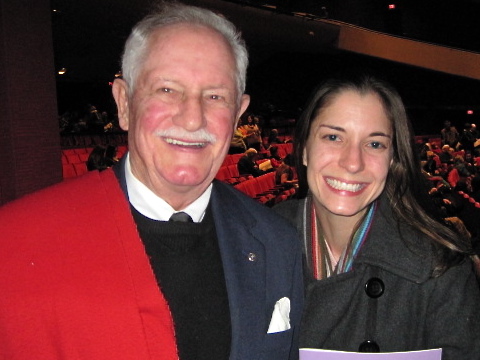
xmin=274 ymin=195 xmax=480 ymax=359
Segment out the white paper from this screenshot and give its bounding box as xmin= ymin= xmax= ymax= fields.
xmin=300 ymin=348 xmax=442 ymax=360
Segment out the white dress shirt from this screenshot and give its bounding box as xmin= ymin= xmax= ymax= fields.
xmin=124 ymin=153 xmax=211 ymax=223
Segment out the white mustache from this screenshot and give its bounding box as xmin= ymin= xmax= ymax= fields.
xmin=155 ymin=128 xmax=217 ymax=144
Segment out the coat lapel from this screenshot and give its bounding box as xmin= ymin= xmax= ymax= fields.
xmin=211 ymin=182 xmax=267 ymax=359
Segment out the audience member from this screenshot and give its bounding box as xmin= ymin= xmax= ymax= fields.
xmin=454 ymin=154 xmax=472 ymax=177
xmin=228 ymin=126 xmax=247 ymax=154
xmin=254 ymin=115 xmax=263 ymax=135
xmin=241 ymin=113 xmax=263 ymax=151
xmin=464 ymin=151 xmax=477 ymax=175
xmin=105 ymin=145 xmax=119 ymax=166
xmin=471 ymin=123 xmax=479 ymax=140
xmin=427 ymin=180 xmax=453 ymax=217
xmin=274 ymin=71 xmax=480 ymax=357
xmin=475 ymin=140 xmax=480 ymax=157
xmin=0 ymin=3 xmax=303 ymax=359
xmin=86 ymin=105 xmax=105 ymax=133
xmin=471 ymin=174 xmax=480 ymax=202
xmin=87 ymin=145 xmax=118 ymax=171
xmin=454 ymin=177 xmax=472 ymax=194
xmin=416 ymin=137 xmax=430 ymax=162
xmin=267 ymin=128 xmax=283 ymax=148
xmin=422 ymin=150 xmax=438 ymax=175
xmin=275 ymin=154 xmax=298 ymax=189
xmin=440 ymin=120 xmax=459 ymax=148
xmin=237 ymin=148 xmax=267 ymax=177
xmin=460 ymin=123 xmax=476 ymax=155
xmin=430 ymin=141 xmax=440 ymax=153
xmin=269 ymin=145 xmax=283 ymax=169
xmin=439 ymin=144 xmax=454 ymax=164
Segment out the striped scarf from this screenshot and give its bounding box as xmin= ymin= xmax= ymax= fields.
xmin=303 ymin=193 xmax=377 ymax=280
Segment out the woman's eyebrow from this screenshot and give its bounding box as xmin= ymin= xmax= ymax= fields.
xmin=318 ymin=124 xmax=345 ymax=132
xmin=318 ymin=125 xmax=392 ymax=139
xmin=370 ymin=132 xmax=392 ymax=138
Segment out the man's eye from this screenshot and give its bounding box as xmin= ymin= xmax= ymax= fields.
xmin=209 ymin=95 xmax=223 ymax=101
xmin=157 ymin=87 xmax=183 ymax=103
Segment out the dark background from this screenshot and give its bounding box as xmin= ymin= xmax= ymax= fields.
xmin=51 ymin=0 xmax=480 ymax=135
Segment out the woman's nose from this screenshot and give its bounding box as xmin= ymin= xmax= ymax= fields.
xmin=338 ymin=144 xmax=365 ymax=173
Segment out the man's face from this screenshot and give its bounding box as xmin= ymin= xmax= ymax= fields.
xmin=113 ymin=24 xmax=249 ymax=208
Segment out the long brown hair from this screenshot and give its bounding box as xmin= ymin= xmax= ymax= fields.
xmin=294 ymin=71 xmax=469 ymax=275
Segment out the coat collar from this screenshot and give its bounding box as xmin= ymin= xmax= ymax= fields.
xmin=113 ymin=154 xmax=128 ymax=198
xmin=354 ymin=194 xmax=434 ymax=283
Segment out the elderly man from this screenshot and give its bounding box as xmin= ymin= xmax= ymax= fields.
xmin=0 ymin=3 xmax=303 ymax=360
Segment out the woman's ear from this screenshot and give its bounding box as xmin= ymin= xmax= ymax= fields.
xmin=112 ymin=79 xmax=130 ymax=131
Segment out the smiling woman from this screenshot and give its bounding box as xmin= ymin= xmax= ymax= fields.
xmin=303 ymin=90 xmax=393 ymax=223
xmin=274 ymin=70 xmax=480 ymax=357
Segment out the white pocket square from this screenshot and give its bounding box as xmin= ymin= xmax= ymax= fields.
xmin=267 ymin=297 xmax=291 ymax=334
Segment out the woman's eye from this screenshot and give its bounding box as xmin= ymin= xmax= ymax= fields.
xmin=325 ymin=134 xmax=338 ymax=141
xmin=369 ymin=141 xmax=384 ymax=149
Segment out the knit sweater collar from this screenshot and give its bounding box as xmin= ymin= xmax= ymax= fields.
xmin=131 ymin=202 xmax=216 ymax=254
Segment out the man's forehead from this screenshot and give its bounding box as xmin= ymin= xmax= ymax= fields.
xmin=144 ymin=23 xmax=235 ymax=70
xmin=138 ymin=23 xmax=238 ymax=91
xmin=149 ymin=22 xmax=227 ymax=47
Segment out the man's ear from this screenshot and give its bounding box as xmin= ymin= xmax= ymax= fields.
xmin=112 ymin=79 xmax=130 ymax=131
xmin=236 ymin=94 xmax=250 ymax=124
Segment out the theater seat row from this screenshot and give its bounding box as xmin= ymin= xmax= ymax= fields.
xmin=234 ymin=172 xmax=295 ymax=207
xmin=61 ymin=146 xmax=128 ymax=179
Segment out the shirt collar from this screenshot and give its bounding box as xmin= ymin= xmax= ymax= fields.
xmin=124 ymin=153 xmax=211 ymax=222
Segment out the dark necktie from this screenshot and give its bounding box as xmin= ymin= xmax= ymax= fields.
xmin=169 ymin=212 xmax=193 ymax=223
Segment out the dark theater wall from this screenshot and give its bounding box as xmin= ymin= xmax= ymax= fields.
xmin=0 ymin=0 xmax=61 ymax=205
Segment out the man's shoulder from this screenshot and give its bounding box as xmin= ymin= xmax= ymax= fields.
xmin=212 ymin=179 xmax=262 ymax=209
xmin=272 ymin=198 xmax=302 ymax=226
xmin=212 ymin=180 xmax=298 ymax=229
xmin=218 ymin=184 xmax=301 ymax=255
xmin=0 ymin=170 xmax=123 ymax=225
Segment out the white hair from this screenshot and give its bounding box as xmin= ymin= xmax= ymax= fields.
xmin=121 ymin=2 xmax=249 ymax=104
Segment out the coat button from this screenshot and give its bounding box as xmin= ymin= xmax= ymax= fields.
xmin=359 ymin=340 xmax=380 ymax=352
xmin=247 ymin=252 xmax=257 ymax=262
xmin=365 ymin=277 xmax=384 ymax=298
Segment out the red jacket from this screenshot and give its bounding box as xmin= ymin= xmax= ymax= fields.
xmin=0 ymin=170 xmax=178 ymax=359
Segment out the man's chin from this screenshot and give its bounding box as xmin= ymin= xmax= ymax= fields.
xmin=165 ymin=168 xmax=213 ymax=188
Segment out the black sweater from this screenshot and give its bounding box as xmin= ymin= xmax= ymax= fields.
xmin=131 ymin=205 xmax=231 ymax=360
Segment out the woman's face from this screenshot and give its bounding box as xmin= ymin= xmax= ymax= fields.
xmin=303 ymin=90 xmax=393 ymax=220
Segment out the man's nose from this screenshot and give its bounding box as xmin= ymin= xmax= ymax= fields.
xmin=173 ymin=96 xmax=206 ymax=131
